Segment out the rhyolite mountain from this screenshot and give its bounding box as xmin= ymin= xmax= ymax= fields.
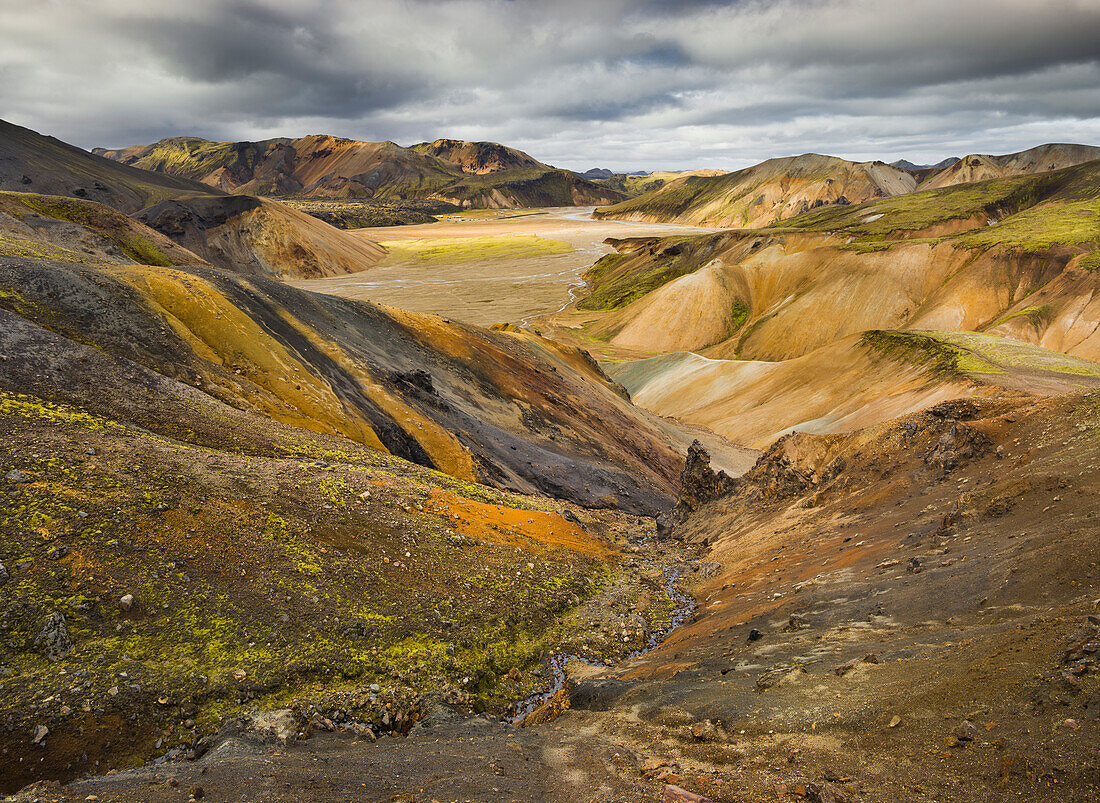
xmin=597 ymin=143 xmax=1100 ymax=228
xmin=94 ymin=134 xmax=624 ymax=208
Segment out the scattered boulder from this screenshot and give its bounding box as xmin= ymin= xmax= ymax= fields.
xmin=6 ymin=468 xmax=31 ymax=484
xmin=0 ymin=562 xmax=8 ymax=585
xmin=748 ymin=628 xmax=764 ymax=642
xmin=30 ymin=724 xmax=48 ymax=745
xmin=689 ymin=719 xmax=726 ymax=742
xmin=698 ymin=561 xmax=721 ymax=579
xmin=119 ymin=593 xmax=134 ymax=612
xmin=34 ymin=612 xmax=72 ymax=660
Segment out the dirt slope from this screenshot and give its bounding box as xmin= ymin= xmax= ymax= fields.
xmin=0 ymin=119 xmax=222 ymax=213
xmin=606 ymin=331 xmax=1100 ymax=448
xmin=0 ymin=256 xmax=680 ymax=513
xmin=134 ymin=195 xmax=386 ymax=279
xmin=95 ymin=134 xmax=623 ymax=209
xmin=0 ymin=347 xmax=679 ymax=792
xmin=15 ymin=392 xmax=1100 ymax=802
xmin=593 ymin=153 xmax=917 ymax=227
xmin=588 ymin=393 xmax=1100 ymax=802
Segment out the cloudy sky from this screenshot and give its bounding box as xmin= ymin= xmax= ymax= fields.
xmin=2 ymin=0 xmax=1099 ymax=171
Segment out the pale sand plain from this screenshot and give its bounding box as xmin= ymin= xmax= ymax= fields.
xmin=287 ymin=206 xmax=716 ymax=327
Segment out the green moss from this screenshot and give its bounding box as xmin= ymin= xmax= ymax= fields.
xmin=577 ymin=238 xmax=706 ymax=311
xmin=860 ymin=330 xmax=1002 ymax=378
xmin=729 ymin=300 xmax=750 ymax=332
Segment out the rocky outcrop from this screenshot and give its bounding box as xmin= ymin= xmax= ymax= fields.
xmin=657 ymin=441 xmax=737 ymax=537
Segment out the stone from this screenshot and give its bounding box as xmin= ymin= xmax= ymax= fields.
xmin=805 ymin=781 xmax=856 ymax=803
xmin=689 ymin=719 xmax=724 ymax=742
xmin=662 ymin=784 xmax=710 ymax=802
xmin=46 ymin=545 xmax=68 ymax=561
xmin=6 ymin=469 xmax=31 ymax=484
xmin=0 ymin=563 xmax=8 ymax=585
xmin=31 ymin=724 xmax=48 ymax=744
xmin=784 ymin=614 xmax=808 ymax=631
xmin=247 ymin=709 xmax=297 ymax=745
xmin=952 ymin=720 xmax=979 ymax=742
xmin=748 ymin=628 xmax=764 ymax=642
xmin=119 ymin=594 xmax=134 ymax=612
xmin=34 ymin=613 xmax=73 ymax=661
xmin=888 ymin=715 xmax=901 ymax=728
xmin=189 ymin=784 xmax=205 ymax=799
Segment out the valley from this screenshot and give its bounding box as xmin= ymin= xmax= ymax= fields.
xmin=1 ymin=113 xmax=1099 ymax=803
xmin=289 ymin=207 xmax=718 ymax=327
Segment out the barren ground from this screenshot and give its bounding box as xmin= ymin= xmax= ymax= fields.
xmin=288 ymin=207 xmax=717 ymax=328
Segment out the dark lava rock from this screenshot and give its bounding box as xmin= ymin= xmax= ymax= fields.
xmin=926 ymin=422 xmax=991 ymax=474
xmin=679 ymin=441 xmax=737 ymax=510
xmin=657 ymin=441 xmax=736 ymax=537
xmin=34 ymin=613 xmax=72 ymax=661
xmin=748 ymin=628 xmax=764 ymax=642
xmin=46 ymin=545 xmax=68 ymax=561
xmin=930 ymin=399 xmax=981 ymax=420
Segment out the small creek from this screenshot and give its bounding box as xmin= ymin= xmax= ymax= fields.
xmin=508 ymin=564 xmax=697 ymax=725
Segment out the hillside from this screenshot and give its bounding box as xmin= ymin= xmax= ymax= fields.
xmin=135 ymin=195 xmax=387 ymax=279
xmin=0 ymin=313 xmax=681 ymax=790
xmin=410 ymin=138 xmax=546 ymax=174
xmin=0 ymin=120 xmax=222 ymax=213
xmin=593 ymin=154 xmax=916 ymax=227
xmin=919 ymin=143 xmax=1100 ymax=190
xmin=0 ymin=254 xmax=681 ymax=512
xmin=94 ymin=134 xmax=624 ymax=209
xmin=0 ymin=191 xmax=208 ymax=268
xmin=549 ymin=159 xmax=1100 ymax=365
xmin=606 ymin=330 xmax=1100 ymax=448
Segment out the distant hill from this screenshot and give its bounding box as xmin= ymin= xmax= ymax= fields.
xmin=890 ymin=157 xmax=960 ymax=171
xmin=588 ymin=168 xmax=731 ymax=199
xmin=409 ymin=138 xmax=545 ymax=174
xmin=94 ymin=134 xmax=623 ymax=209
xmin=594 ymin=154 xmax=916 ymax=227
xmin=918 ymin=143 xmax=1100 ymax=190
xmin=0 ymin=119 xmax=222 ymax=213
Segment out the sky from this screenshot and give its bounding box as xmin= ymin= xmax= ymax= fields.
xmin=2 ymin=0 xmax=1099 ymax=171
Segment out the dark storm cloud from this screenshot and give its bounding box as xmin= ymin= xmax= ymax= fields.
xmin=0 ymin=0 xmax=1098 ymax=169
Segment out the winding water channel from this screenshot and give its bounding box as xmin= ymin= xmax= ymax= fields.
xmin=508 ymin=564 xmax=697 ymax=725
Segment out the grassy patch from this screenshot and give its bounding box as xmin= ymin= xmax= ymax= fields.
xmin=377 ymin=234 xmax=571 ymax=262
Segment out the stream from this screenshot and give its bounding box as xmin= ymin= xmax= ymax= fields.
xmin=508 ymin=564 xmax=697 ymax=725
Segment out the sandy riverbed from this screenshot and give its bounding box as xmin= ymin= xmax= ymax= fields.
xmin=288 ymin=206 xmax=717 ymax=327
